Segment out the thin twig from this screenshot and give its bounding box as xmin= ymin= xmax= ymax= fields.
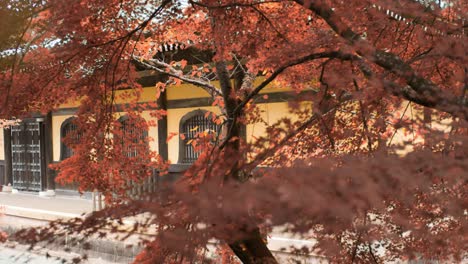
xmin=388 ymin=101 xmax=411 ymax=146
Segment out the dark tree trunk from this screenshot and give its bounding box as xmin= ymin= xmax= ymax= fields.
xmin=229 ymin=228 xmax=278 ymax=264
xmin=215 ymin=61 xmax=279 ymax=264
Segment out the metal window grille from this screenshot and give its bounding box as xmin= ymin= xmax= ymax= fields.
xmin=118 ymin=117 xmax=153 ymax=199
xmin=120 ymin=118 xmax=148 ymax=158
xmin=181 ymin=114 xmax=219 ymax=164
xmin=61 ymin=120 xmax=80 ymax=160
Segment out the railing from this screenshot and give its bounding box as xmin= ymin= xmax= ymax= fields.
xmin=92 ymin=170 xmax=161 ymax=211
xmin=127 ymin=168 xmax=160 ymax=200
xmin=51 ymin=165 xmax=161 ymax=195
xmin=51 ymin=169 xmax=79 ymax=191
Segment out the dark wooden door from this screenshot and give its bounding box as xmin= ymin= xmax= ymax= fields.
xmin=11 ymin=121 xmax=42 ymax=191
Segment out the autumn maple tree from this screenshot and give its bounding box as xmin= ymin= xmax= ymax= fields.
xmin=1 ymin=0 xmax=467 ymax=263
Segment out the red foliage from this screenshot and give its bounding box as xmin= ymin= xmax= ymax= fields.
xmin=1 ymin=0 xmax=467 ymax=263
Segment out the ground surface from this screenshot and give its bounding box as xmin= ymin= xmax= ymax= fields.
xmin=0 ymin=192 xmax=329 ymax=263
xmin=0 ymin=215 xmax=137 ymax=264
xmin=0 ymin=192 xmax=92 ymax=215
xmin=0 ymin=245 xmax=118 ymax=264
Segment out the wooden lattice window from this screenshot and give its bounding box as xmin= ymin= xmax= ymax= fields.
xmin=60 ymin=117 xmax=81 ymax=160
xmin=179 ymin=111 xmax=219 ymax=164
xmin=118 ymin=116 xmax=149 ymax=158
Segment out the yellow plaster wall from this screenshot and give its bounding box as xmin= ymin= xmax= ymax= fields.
xmin=254 ymin=78 xmax=295 ymax=94
xmin=387 ymin=105 xmax=454 ymax=155
xmin=51 ymin=101 xmax=301 ymax=164
xmin=59 ymin=99 xmax=82 ymax=109
xmin=166 ymin=78 xmax=295 ymax=100
xmin=166 ymin=106 xmax=220 ymax=163
xmin=167 ymin=84 xmax=211 ymax=100
xmin=53 ymin=111 xmax=160 ymax=162
xmin=52 ymin=115 xmax=74 ymax=161
xmin=60 ymin=88 xmax=159 ymax=108
xmin=55 ymin=77 xmax=297 ymax=109
xmin=42 ymin=95 xmax=460 ymax=165
xmin=57 ymin=84 xmax=208 ymax=109
xmin=113 ymin=87 xmax=159 ymax=104
xmin=386 ymin=103 xmax=425 ymax=155
xmin=6 ymin=101 xmax=302 ymax=163
xmin=246 ymin=102 xmax=312 ymax=144
xmin=165 ymin=102 xmax=312 ymax=163
xmin=49 ymin=78 xmax=314 ymax=163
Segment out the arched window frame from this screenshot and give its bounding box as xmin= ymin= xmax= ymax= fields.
xmin=178 ymin=109 xmax=220 ymax=164
xmin=60 ymin=117 xmax=79 ymax=161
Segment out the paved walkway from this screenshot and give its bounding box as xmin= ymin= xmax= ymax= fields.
xmin=0 ymin=244 xmax=118 ymax=264
xmin=0 ymin=192 xmax=329 ymax=263
xmin=0 ymin=192 xmax=93 ymax=220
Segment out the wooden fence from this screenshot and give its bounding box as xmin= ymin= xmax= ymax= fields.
xmin=127 ymin=168 xmax=160 ymax=199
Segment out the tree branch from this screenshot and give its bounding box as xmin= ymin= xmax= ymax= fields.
xmin=233 ymin=51 xmax=357 ymax=116
xmin=189 ymin=0 xmax=282 ymax=9
xmin=353 ymin=79 xmax=373 ymax=152
xmin=85 ymin=0 xmax=171 ymax=50
xmin=294 ymin=0 xmax=468 ymax=120
xmin=133 ymin=56 xmax=222 ymax=98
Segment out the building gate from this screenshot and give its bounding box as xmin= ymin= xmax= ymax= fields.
xmin=10 ymin=121 xmax=43 ymax=191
